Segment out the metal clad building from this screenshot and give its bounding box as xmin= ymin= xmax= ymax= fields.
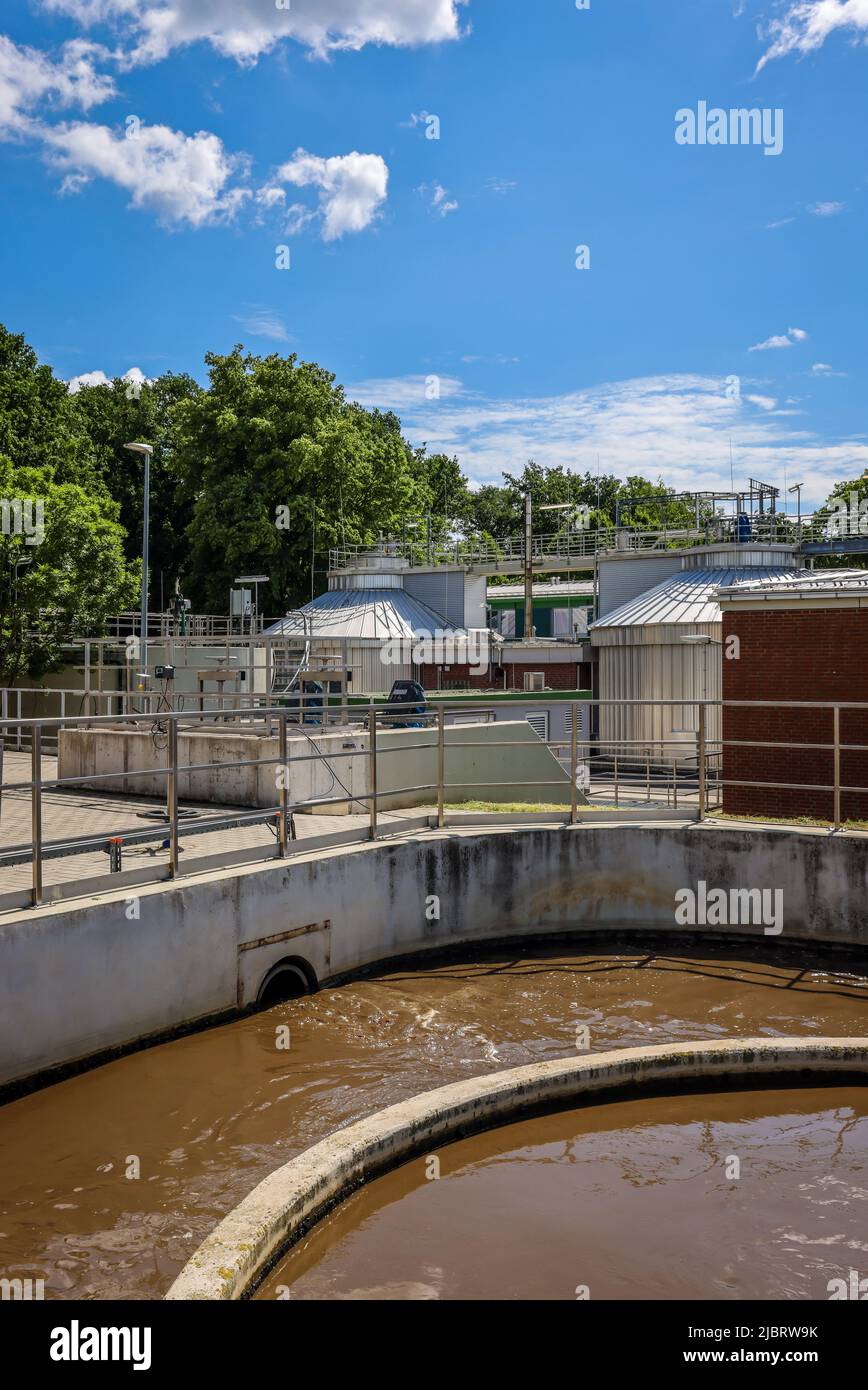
xmin=590 ymin=547 xmax=803 ymax=758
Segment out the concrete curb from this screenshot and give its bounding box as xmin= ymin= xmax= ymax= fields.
xmin=165 ymin=1036 xmax=868 ymax=1301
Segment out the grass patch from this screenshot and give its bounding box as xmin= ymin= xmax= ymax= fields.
xmin=709 ymin=812 xmax=868 ymax=832
xmin=445 ymin=799 xmax=570 ymax=813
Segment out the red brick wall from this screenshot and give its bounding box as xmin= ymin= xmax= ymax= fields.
xmin=722 ymin=607 xmax=868 ymax=821
xmin=419 ymin=662 xmax=583 ymax=692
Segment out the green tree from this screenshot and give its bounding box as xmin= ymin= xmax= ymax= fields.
xmin=813 ymin=472 xmax=868 ymax=570
xmin=175 ymin=348 xmax=431 ymax=614
xmin=0 ymin=456 xmax=137 ymax=685
xmin=0 ymin=324 xmax=95 ymax=485
xmin=71 ymin=371 xmax=202 ymax=604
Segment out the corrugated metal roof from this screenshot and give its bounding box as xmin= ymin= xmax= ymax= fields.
xmin=590 ymin=567 xmax=807 ymax=630
xmin=717 ymin=568 xmax=868 ymax=596
xmin=263 ymin=586 xmax=462 ymax=641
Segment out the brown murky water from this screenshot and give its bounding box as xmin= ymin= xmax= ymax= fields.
xmin=256 ymin=1087 xmax=868 ymax=1301
xmin=0 ymin=946 xmax=866 ymax=1300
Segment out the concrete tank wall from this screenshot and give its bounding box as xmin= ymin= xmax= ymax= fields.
xmin=0 ymin=823 xmax=865 ymax=1090
xmin=57 ymin=720 xmax=572 ymax=814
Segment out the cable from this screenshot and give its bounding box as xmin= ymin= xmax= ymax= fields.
xmin=290 ymin=720 xmax=370 ymax=814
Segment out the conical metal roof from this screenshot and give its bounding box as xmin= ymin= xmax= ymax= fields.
xmin=264 ymin=586 xmax=460 ymax=641
xmin=590 ymin=566 xmax=807 ymax=635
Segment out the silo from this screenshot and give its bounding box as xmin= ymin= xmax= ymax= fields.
xmin=589 ymin=545 xmax=803 ymax=762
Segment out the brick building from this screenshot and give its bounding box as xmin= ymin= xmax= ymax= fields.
xmin=419 ymin=649 xmax=592 ymax=692
xmin=719 ymin=573 xmax=868 ymax=821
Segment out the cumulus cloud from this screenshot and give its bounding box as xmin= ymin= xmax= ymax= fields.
xmin=37 ymin=0 xmax=467 ymax=66
xmin=0 ymin=34 xmax=114 ymax=138
xmin=273 ymin=149 xmax=388 ymax=240
xmin=68 ymin=365 xmax=148 ymax=392
xmin=757 ymin=0 xmax=868 ymax=71
xmin=347 ymin=371 xmax=868 ymax=506
xmin=42 ymin=119 xmax=250 ymax=227
xmin=748 ymin=326 xmax=808 ymax=351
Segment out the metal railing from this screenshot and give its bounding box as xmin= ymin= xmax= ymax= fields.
xmin=0 ymin=695 xmax=865 ymax=913
xmin=327 ymin=513 xmax=865 ymax=572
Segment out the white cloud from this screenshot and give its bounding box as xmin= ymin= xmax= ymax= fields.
xmin=748 ymin=326 xmax=808 ymax=351
xmin=461 ymin=353 xmax=521 ymax=365
xmin=746 ymin=394 xmax=778 ymax=410
xmin=274 ymin=150 xmax=388 ymax=241
xmin=757 ymin=0 xmax=868 ymax=71
xmin=487 ymin=178 xmax=517 ymax=194
xmin=42 ymin=119 xmax=250 ymax=227
xmin=68 ymin=365 xmax=148 ymax=392
xmin=418 ymin=182 xmax=459 ymax=217
xmin=350 ymin=374 xmax=466 ymax=409
xmin=233 ymin=306 xmax=292 ymax=342
xmin=347 ymin=371 xmax=868 ymax=506
xmin=255 ymin=184 xmax=286 ymax=210
xmin=766 ymin=216 xmax=795 ymax=229
xmin=808 ymin=200 xmax=846 ymax=216
xmin=38 ymin=0 xmax=467 ymax=65
xmin=0 ymin=35 xmax=114 ymax=138
xmin=811 ymin=362 xmax=847 ymax=376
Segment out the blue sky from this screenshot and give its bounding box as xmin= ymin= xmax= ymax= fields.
xmin=1 ymin=0 xmax=867 ymax=507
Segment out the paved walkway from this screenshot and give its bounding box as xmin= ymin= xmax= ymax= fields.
xmin=0 ymin=751 xmax=415 ymax=902
xmin=0 ymin=743 xmax=721 ymax=908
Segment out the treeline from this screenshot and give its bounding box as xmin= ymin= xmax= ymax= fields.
xmin=0 ymin=322 xmax=863 ymax=683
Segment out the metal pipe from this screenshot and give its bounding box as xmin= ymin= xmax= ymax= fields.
xmin=697 ymin=703 xmax=707 ymax=821
xmin=570 ymin=703 xmax=578 ymax=825
xmin=368 ymin=707 xmax=378 ymax=840
xmin=167 ymin=717 xmax=179 ymax=877
xmin=437 ymin=705 xmax=445 ymax=828
xmin=833 ymin=705 xmax=841 ymax=831
xmin=278 ymin=714 xmax=289 ymax=856
xmin=31 ymin=726 xmax=43 ymax=907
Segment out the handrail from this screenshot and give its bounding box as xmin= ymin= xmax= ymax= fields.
xmin=0 ymin=693 xmax=865 ymax=911
xmin=327 ymin=512 xmax=868 ymax=571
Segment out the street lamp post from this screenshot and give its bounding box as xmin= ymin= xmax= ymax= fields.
xmin=124 ymin=442 xmax=154 ymax=686
xmin=788 ymin=482 xmax=804 ymax=538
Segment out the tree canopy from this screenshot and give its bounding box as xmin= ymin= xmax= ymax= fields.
xmin=0 ymin=319 xmax=864 ymax=683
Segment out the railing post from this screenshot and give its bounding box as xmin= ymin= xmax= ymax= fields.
xmin=278 ymin=713 xmax=289 ymax=856
xmin=697 ymin=704 xmax=707 ymax=822
xmin=672 ymin=758 xmax=678 ymax=810
xmin=167 ymin=717 xmax=179 ymax=878
xmin=437 ymin=704 xmax=445 ymax=828
xmin=31 ymin=726 xmax=43 ymax=907
xmin=368 ymin=706 xmax=378 ymax=840
xmin=833 ymin=704 xmax=841 ymax=831
xmin=570 ymin=703 xmax=578 ymax=825
xmin=613 ymin=755 xmax=619 ymax=808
